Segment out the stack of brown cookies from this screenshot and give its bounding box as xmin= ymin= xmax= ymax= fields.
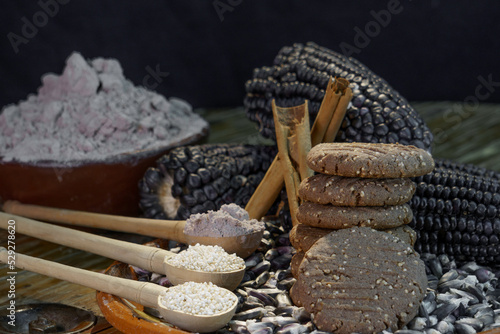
xmin=289 ymin=142 xmax=435 ymax=333
xmin=290 ymin=142 xmax=435 ymax=273
xmin=298 ymin=142 xmax=436 ymax=231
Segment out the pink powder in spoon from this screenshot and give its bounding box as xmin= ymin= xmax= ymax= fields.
xmin=184 ymin=204 xmax=265 ymax=237
xmin=0 ymin=52 xmax=208 ymax=164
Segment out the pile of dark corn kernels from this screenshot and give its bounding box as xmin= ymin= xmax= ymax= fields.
xmin=134 ymin=219 xmax=500 ymax=334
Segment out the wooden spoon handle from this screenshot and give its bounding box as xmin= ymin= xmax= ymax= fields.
xmin=0 ymin=212 xmax=171 ymax=274
xmin=2 ymin=201 xmax=187 ymax=244
xmin=0 ymin=247 xmax=165 ymax=308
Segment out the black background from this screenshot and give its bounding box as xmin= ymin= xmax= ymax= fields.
xmin=1 ymin=0 xmax=499 ymax=109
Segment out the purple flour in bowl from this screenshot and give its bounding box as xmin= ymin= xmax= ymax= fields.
xmin=0 ymin=52 xmax=208 ymax=166
xmin=0 ymin=52 xmax=208 ymax=216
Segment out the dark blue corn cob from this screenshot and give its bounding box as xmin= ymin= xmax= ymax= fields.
xmin=244 ymin=42 xmax=433 ymax=151
xmin=410 ymin=159 xmax=500 ymax=265
xmin=139 ymin=144 xmax=277 ymax=220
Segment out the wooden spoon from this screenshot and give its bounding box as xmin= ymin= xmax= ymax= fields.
xmin=0 ymin=247 xmax=237 ymax=333
xmin=2 ymin=200 xmax=263 ymax=259
xmin=0 ymin=212 xmax=244 ymax=291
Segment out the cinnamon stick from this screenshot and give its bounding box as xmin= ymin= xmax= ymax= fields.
xmin=323 ymin=78 xmax=353 ymax=143
xmin=310 ymin=77 xmax=342 ymax=145
xmin=272 ymin=100 xmax=311 ymax=226
xmin=244 ymin=155 xmax=283 ymax=219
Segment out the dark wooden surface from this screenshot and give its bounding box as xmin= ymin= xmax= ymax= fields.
xmin=1 ymin=102 xmax=499 ymax=333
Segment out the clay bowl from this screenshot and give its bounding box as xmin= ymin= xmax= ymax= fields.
xmin=0 ymin=130 xmax=207 ymax=217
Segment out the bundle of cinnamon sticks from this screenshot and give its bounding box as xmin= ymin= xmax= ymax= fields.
xmin=245 ymin=77 xmax=353 ymax=224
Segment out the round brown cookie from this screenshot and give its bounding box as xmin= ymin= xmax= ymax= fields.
xmin=296 ymin=201 xmax=413 ymax=229
xmin=298 ymin=174 xmax=416 ymax=206
xmin=289 ymin=223 xmax=331 ymax=252
xmin=290 ymin=250 xmax=305 ymax=279
xmin=290 ymin=223 xmax=417 ymax=253
xmin=290 ymin=227 xmax=427 ymax=333
xmin=307 ymin=142 xmax=434 ymax=178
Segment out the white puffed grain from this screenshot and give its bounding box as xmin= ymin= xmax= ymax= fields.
xmin=160 ymin=281 xmax=237 ymax=315
xmin=166 ymin=243 xmax=245 ymax=272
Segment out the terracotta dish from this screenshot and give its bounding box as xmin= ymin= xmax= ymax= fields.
xmin=0 ymin=131 xmax=207 ymax=216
